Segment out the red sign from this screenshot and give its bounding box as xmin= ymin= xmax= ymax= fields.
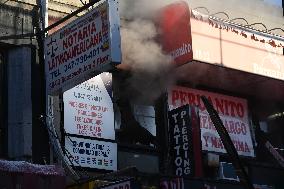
xmin=158 ymin=1 xmax=193 ymax=66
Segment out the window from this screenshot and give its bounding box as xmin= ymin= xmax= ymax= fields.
xmin=113 ymin=71 xmax=161 ymax=174
xmin=114 ymin=103 xmax=157 ymax=147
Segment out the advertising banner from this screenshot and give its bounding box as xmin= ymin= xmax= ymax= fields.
xmin=191 ymin=11 xmax=284 ymax=81
xmin=44 ymin=0 xmax=121 ymax=94
xmin=168 ymin=105 xmax=195 ymax=177
xmin=168 ymin=86 xmax=255 ymax=157
xmin=63 ymin=72 xmax=114 ymax=140
xmin=158 ymin=1 xmax=193 ymax=66
xmin=65 ymin=136 xmax=117 ymax=170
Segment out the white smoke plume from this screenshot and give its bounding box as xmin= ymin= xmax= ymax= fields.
xmin=119 ymin=0 xmax=177 ymax=104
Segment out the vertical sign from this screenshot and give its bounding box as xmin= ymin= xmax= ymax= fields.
xmin=168 ymin=105 xmax=194 ymax=176
xmin=65 ymin=136 xmax=117 ymax=170
xmin=158 ymin=1 xmax=193 ymax=66
xmin=63 ymin=73 xmax=114 ymax=140
xmin=44 ymin=0 xmax=121 ymax=94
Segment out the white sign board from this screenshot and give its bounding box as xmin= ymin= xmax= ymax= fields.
xmin=63 ymin=73 xmax=114 ymax=140
xmin=65 ymin=136 xmax=117 ymax=170
xmin=44 ymin=0 xmax=121 ymax=94
xmin=168 ymin=86 xmax=255 ymax=157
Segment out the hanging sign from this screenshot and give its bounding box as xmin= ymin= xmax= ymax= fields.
xmin=65 ymin=136 xmax=117 ymax=170
xmin=168 ymin=86 xmax=255 ymax=157
xmin=168 ymin=105 xmax=195 ymax=177
xmin=158 ymin=1 xmax=193 ymax=66
xmin=44 ymin=0 xmax=121 ymax=94
xmin=63 ymin=72 xmax=114 ymax=140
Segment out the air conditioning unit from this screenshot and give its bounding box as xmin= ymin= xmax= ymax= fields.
xmin=218 ymin=162 xmax=239 ymax=181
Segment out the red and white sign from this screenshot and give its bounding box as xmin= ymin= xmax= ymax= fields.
xmin=158 ymin=1 xmax=193 ymax=66
xmin=63 ymin=73 xmax=114 ymax=140
xmin=168 ymin=86 xmax=255 ymax=157
xmin=44 ymin=0 xmax=121 ymax=94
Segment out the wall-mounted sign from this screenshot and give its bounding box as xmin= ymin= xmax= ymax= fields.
xmin=44 ymin=0 xmax=121 ymax=94
xmin=158 ymin=1 xmax=193 ymax=66
xmin=65 ymin=136 xmax=117 ymax=170
xmin=191 ymin=12 xmax=284 ymax=81
xmin=63 ymin=72 xmax=114 ymax=140
xmin=168 ymin=105 xmax=195 ymax=177
xmin=168 ymin=86 xmax=255 ymax=157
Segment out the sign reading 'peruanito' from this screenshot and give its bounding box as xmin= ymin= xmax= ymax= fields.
xmin=44 ymin=0 xmax=121 ymax=94
xmin=169 ymin=86 xmax=255 ymax=157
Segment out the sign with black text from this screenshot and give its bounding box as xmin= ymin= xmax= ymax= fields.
xmin=44 ymin=0 xmax=121 ymax=94
xmin=65 ymin=136 xmax=117 ymax=170
xmin=168 ymin=105 xmax=194 ymax=177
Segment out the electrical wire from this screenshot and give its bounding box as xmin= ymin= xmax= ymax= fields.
xmin=40 ymin=115 xmax=81 ymax=181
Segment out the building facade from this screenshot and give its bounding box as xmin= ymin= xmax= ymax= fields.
xmin=0 ymin=0 xmax=284 ymax=189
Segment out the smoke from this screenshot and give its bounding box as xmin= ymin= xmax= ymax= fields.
xmin=119 ymin=0 xmax=177 ymax=104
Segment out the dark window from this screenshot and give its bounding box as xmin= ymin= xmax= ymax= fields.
xmin=113 ymin=71 xmax=161 ymax=174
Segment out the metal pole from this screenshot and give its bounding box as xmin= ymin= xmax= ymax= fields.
xmin=201 ymin=96 xmax=255 ymax=189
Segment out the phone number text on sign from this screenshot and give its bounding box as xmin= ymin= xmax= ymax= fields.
xmin=44 ymin=1 xmax=111 ymax=94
